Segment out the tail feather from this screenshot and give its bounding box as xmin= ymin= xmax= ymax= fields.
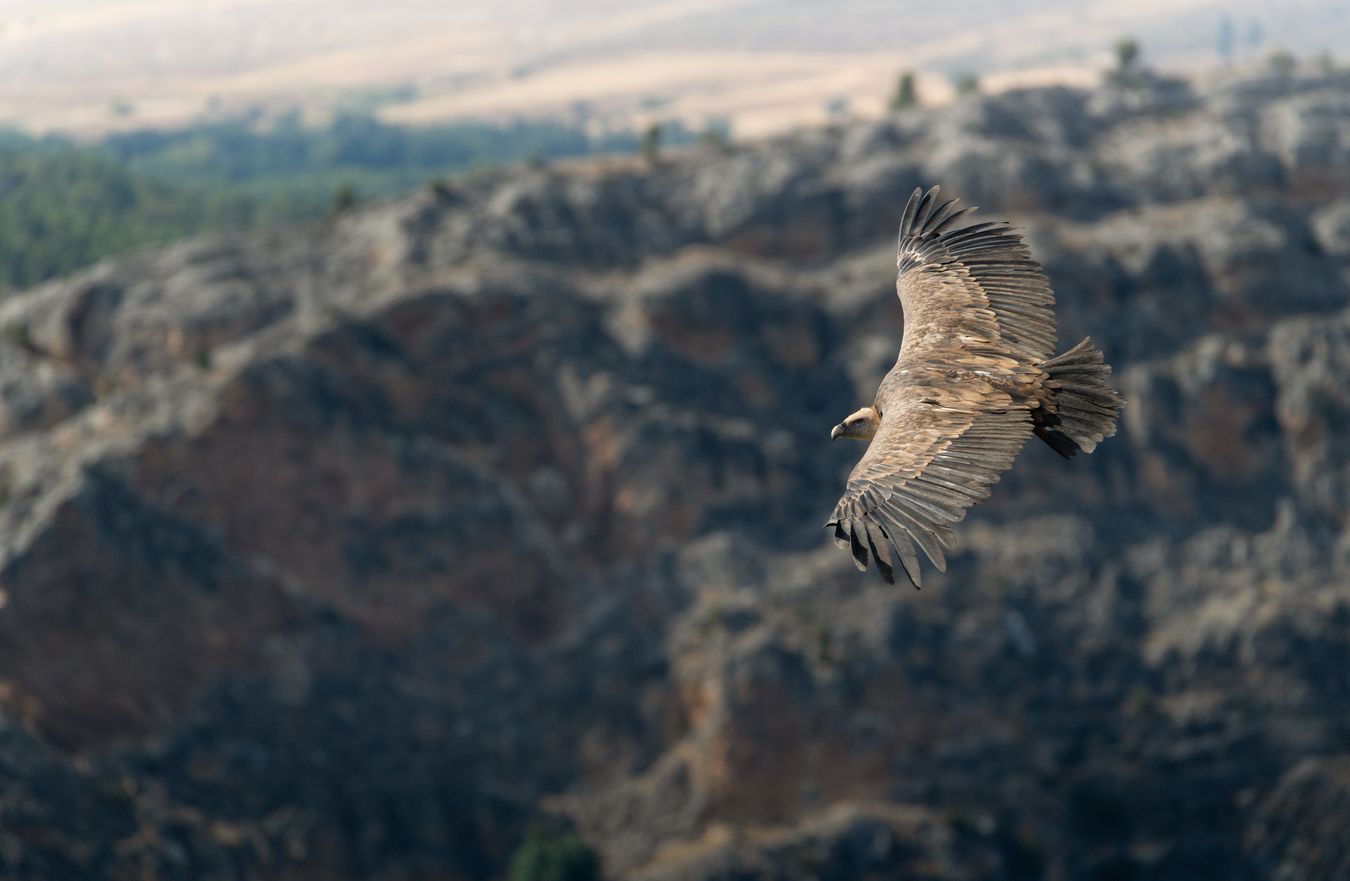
xmin=1034 ymin=337 xmax=1123 ymax=458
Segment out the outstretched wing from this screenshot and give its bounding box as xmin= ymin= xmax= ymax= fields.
xmin=827 ymin=186 xmax=1055 ymax=586
xmin=826 ymin=404 xmax=1031 ymax=587
xmin=892 ymin=185 xmax=1057 ymax=367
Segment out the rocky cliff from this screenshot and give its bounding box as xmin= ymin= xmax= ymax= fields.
xmin=0 ymin=65 xmax=1348 ymax=881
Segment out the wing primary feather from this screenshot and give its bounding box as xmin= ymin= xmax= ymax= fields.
xmin=879 ymin=500 xmax=948 ymax=571
xmin=912 ymin=185 xmax=944 ymax=233
xmin=930 ymin=203 xmax=976 ymax=236
xmin=898 ymin=188 xmax=925 ymax=244
xmin=914 ymin=469 xmax=985 ymax=499
xmin=890 ymin=491 xmax=961 ymax=524
xmin=924 ymin=197 xmax=960 ymax=231
xmin=937 ymin=221 xmax=1004 ymax=245
xmin=848 ymin=523 xmax=869 ymax=571
xmin=864 ymin=521 xmax=895 ymax=585
xmin=930 ymin=521 xmax=958 ymax=550
xmin=889 ymin=528 xmax=923 ymax=590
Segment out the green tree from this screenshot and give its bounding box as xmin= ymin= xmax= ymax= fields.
xmin=1107 ymin=36 xmax=1145 ymax=86
xmin=890 ymin=71 xmax=918 ymax=110
xmin=0 ymin=113 xmax=701 ymax=294
xmin=953 ymin=71 xmax=980 ymax=97
xmin=698 ymin=118 xmax=731 ymax=150
xmin=332 ymin=183 xmax=358 ymax=215
xmin=1266 ymin=48 xmax=1296 ymax=76
xmin=508 ymin=828 xmax=600 ymax=881
xmin=1114 ymin=37 xmax=1141 ymax=74
xmin=641 ymin=122 xmax=663 ymax=166
xmin=0 ymin=139 xmax=230 ymax=289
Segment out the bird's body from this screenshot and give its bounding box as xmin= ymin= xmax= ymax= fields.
xmin=827 ymin=186 xmax=1122 ymax=587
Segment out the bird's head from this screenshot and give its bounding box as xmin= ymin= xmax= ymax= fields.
xmin=831 ymin=406 xmax=880 ymax=442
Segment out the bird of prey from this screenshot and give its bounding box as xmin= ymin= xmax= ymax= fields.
xmin=826 ymin=186 xmax=1122 ymax=588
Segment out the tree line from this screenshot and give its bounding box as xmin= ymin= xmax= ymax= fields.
xmin=0 ymin=114 xmax=685 ymax=293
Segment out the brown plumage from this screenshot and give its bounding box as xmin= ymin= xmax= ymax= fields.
xmin=826 ymin=186 xmax=1123 ymax=588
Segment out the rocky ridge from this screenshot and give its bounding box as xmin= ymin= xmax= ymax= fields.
xmin=0 ymin=66 xmax=1348 ymax=880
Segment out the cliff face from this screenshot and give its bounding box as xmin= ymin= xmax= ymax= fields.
xmin=1 ymin=67 xmax=1349 ymax=881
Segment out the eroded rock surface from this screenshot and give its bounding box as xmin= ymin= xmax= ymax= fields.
xmin=1 ymin=66 xmax=1349 ymax=880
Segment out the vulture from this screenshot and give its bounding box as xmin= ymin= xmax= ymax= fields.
xmin=826 ymin=186 xmax=1122 ymax=588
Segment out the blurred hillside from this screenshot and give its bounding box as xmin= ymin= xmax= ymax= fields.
xmin=0 ymin=63 xmax=1349 ymax=881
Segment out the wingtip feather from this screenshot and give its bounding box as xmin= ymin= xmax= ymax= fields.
xmin=848 ymin=525 xmax=869 ymax=571
xmin=865 ymin=521 xmax=896 ymax=585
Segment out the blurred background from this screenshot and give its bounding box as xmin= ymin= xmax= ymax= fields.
xmin=0 ymin=2 xmax=1348 ymax=880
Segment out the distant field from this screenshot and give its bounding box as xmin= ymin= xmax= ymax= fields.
xmin=0 ymin=0 xmax=1343 ymax=138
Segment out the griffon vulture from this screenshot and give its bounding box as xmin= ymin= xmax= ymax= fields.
xmin=827 ymin=186 xmax=1123 ymax=587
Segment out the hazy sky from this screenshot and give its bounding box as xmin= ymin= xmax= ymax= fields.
xmin=0 ymin=0 xmax=1345 ymax=136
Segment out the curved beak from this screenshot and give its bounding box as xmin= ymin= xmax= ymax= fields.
xmin=831 ymin=424 xmax=845 ymax=441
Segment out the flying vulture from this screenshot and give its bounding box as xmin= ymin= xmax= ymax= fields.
xmin=826 ymin=186 xmax=1122 ymax=588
